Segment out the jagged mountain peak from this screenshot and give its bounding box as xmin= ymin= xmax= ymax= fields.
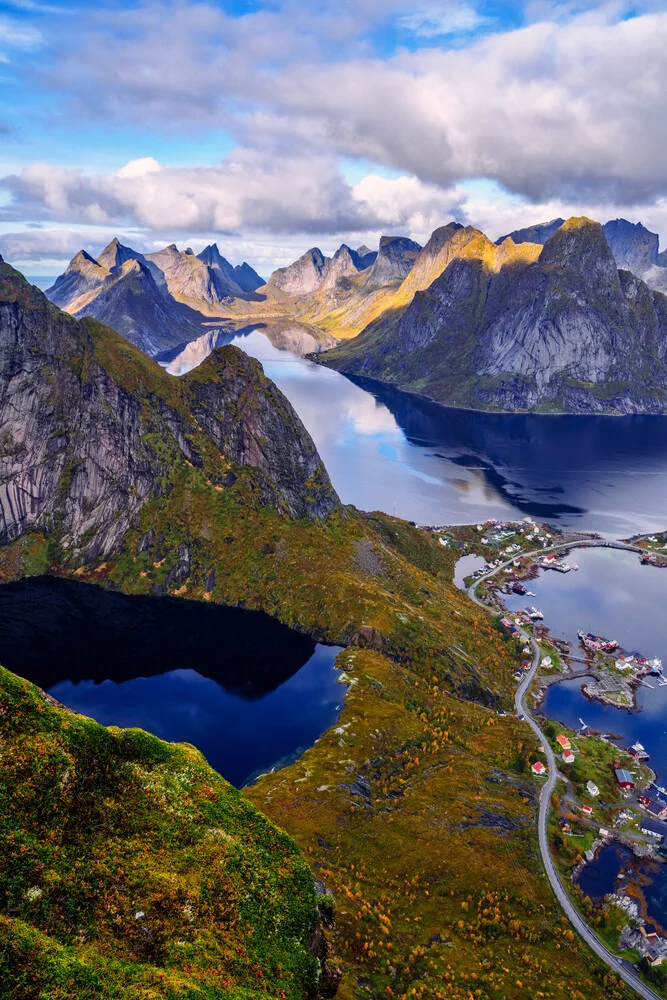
xmin=362 ymin=235 xmax=422 ymax=290
xmin=269 ymin=247 xmax=330 ymax=296
xmin=69 ymin=249 xmax=103 ymax=271
xmin=97 ymin=237 xmax=147 ymax=273
xmin=602 ymin=218 xmax=659 ymax=274
xmin=496 ymin=218 xmax=565 ymax=246
xmin=539 ymin=215 xmax=616 ymax=274
xmin=233 ymin=261 xmax=265 ymax=293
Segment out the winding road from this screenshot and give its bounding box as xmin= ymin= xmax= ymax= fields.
xmin=467 ymin=538 xmax=663 ymax=1000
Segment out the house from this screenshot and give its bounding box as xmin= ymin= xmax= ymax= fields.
xmin=646 ymin=946 xmax=664 ymax=967
xmin=562 ymin=751 xmax=575 ymax=764
xmin=581 ymin=805 xmax=593 ymax=816
xmin=638 ymin=818 xmax=667 ymax=840
xmin=645 ymin=799 xmax=667 ymax=820
xmin=587 ymin=780 xmax=600 ymax=797
xmin=556 ymin=734 xmax=572 ymax=751
xmin=531 ymin=761 xmax=546 ymax=776
xmin=615 ymin=768 xmax=635 ymax=790
xmin=558 ymin=817 xmax=571 ymax=832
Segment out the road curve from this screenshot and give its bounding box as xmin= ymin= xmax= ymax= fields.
xmin=467 ymin=540 xmax=662 ymax=1000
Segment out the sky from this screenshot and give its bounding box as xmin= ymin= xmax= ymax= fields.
xmin=0 ymin=0 xmax=666 ymax=275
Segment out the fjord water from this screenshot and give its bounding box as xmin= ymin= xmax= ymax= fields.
xmin=503 ymin=546 xmax=667 ymax=781
xmin=0 ymin=577 xmax=343 ymax=787
xmin=160 ymin=328 xmax=667 ymax=537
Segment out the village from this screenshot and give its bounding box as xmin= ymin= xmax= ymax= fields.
xmin=443 ymin=516 xmax=667 ymax=974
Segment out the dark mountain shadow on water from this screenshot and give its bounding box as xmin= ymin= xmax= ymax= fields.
xmin=0 ymin=576 xmax=315 ymax=699
xmin=347 ymin=374 xmax=667 ymax=522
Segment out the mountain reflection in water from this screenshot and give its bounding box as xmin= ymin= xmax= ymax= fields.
xmin=0 ymin=577 xmax=343 ymax=787
xmin=160 ymin=329 xmax=667 ymax=536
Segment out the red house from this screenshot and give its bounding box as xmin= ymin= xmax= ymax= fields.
xmin=615 ymin=768 xmax=635 ymax=790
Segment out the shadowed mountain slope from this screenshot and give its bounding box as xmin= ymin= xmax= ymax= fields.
xmin=318 ymin=217 xmax=667 ymax=414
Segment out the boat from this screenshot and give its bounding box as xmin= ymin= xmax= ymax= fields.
xmin=526 ymin=606 xmax=544 ymax=620
xmin=628 ymin=742 xmax=650 ymax=760
xmin=578 ymin=630 xmax=618 ymax=653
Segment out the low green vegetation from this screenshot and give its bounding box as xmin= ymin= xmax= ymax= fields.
xmin=0 ymin=666 xmax=323 ymax=1000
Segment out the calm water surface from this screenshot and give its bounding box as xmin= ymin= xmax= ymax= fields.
xmin=0 ymin=578 xmax=343 ymax=787
xmin=159 ymin=328 xmax=667 ymax=536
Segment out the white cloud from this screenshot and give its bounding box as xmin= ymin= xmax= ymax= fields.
xmin=0 ymin=154 xmax=463 ymax=239
xmin=34 ymin=4 xmax=667 ymax=203
xmin=0 ymin=15 xmax=41 ymax=60
xmin=398 ymin=3 xmax=491 ymax=37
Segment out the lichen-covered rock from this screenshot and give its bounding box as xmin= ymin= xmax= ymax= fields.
xmin=0 ymin=258 xmax=339 ymax=561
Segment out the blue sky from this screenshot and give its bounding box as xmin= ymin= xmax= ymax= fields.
xmin=1 ymin=0 xmax=666 ymax=272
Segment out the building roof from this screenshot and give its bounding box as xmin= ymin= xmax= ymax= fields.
xmin=562 ymin=752 xmax=575 ymax=763
xmin=639 ymin=818 xmax=667 ymax=838
xmin=615 ymin=768 xmax=635 ymax=785
xmin=531 ymin=761 xmax=546 ymax=774
xmin=556 ymin=734 xmax=571 ymax=749
xmin=645 ymin=799 xmax=667 ymax=817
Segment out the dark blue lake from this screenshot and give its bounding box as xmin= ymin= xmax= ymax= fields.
xmin=161 ymin=328 xmax=667 ymax=537
xmin=0 ymin=577 xmax=343 ymax=787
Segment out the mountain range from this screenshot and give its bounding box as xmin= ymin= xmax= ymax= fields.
xmin=46 ymin=238 xmax=265 ymax=355
xmin=37 ymin=214 xmax=667 ymax=414
xmin=317 ymin=217 xmax=667 ymax=414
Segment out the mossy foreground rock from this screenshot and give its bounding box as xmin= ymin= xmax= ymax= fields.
xmin=0 ymin=666 xmax=324 ymax=1000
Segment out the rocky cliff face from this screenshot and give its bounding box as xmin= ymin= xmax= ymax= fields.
xmin=69 ymin=258 xmax=203 ymax=355
xmin=360 ymin=236 xmax=422 ymax=290
xmin=602 ymin=219 xmax=660 ymax=274
xmin=319 ymin=218 xmax=667 ymax=415
xmin=0 ymin=258 xmax=338 ymax=562
xmin=269 ymin=247 xmax=331 ymax=296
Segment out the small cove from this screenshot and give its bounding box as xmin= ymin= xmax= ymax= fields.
xmin=0 ymin=577 xmax=343 ymax=788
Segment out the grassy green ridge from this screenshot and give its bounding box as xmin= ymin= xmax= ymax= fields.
xmin=0 ymin=666 xmax=322 ymax=1000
